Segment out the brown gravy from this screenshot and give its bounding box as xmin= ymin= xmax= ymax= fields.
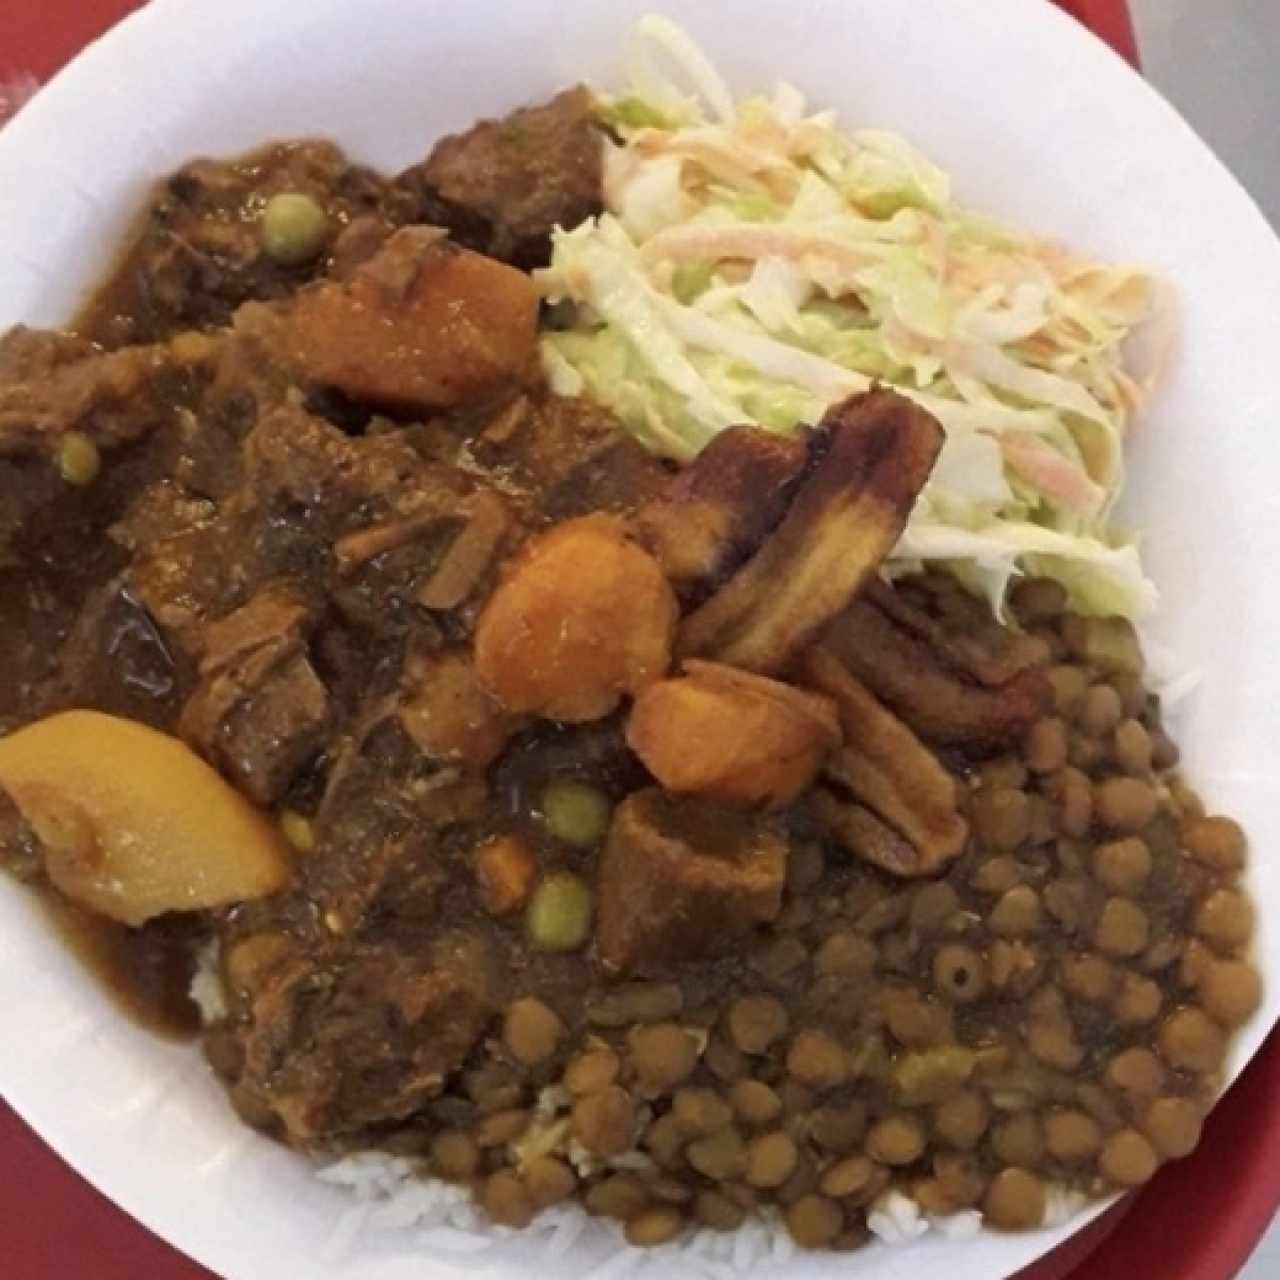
xmin=38 ymin=890 xmax=202 ymax=1041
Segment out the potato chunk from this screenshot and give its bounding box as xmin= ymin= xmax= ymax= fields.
xmin=474 ymin=515 xmax=677 ymax=722
xmin=627 ymin=661 xmax=840 ymax=810
xmin=0 ymin=711 xmax=291 ymax=925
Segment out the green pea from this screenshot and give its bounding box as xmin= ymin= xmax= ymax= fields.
xmin=57 ymin=431 xmax=100 ymax=486
xmin=541 ymin=780 xmax=612 ymax=848
xmin=260 ymin=192 xmax=329 ymax=265
xmin=525 ymin=872 xmax=593 ymax=952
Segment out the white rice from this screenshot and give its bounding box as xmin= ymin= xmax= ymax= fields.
xmin=189 ymin=939 xmax=228 ymax=1023
xmin=316 ymin=1152 xmax=804 ymax=1278
xmin=866 ymin=1191 xmax=930 ymax=1246
xmin=1139 ymin=631 xmax=1202 ymax=713
xmin=1042 ymin=1184 xmax=1089 ymax=1229
xmin=313 ymin=1148 xmax=1065 ymax=1275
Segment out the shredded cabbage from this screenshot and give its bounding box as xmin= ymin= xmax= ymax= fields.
xmin=538 ymin=14 xmax=1168 ymax=618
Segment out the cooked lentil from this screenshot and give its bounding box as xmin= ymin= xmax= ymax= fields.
xmin=1143 ymin=1096 xmax=1203 ymax=1159
xmin=563 ymin=1047 xmax=620 ymax=1095
xmin=1158 ymin=1008 xmax=1227 ymax=1074
xmin=784 ymin=1194 xmax=844 ymax=1247
xmin=786 ymin=1030 xmax=851 ymax=1091
xmin=1094 ymin=898 xmax=1150 ymax=958
xmin=695 ymin=1189 xmax=746 ymax=1231
xmin=525 ymin=1156 xmax=576 ymax=1208
xmin=671 ymin=1087 xmax=733 ymax=1137
xmin=1093 ymin=837 xmax=1151 ymax=895
xmin=930 ymin=1089 xmax=987 ymax=1151
xmin=932 ymin=943 xmax=988 ymax=1002
xmin=585 ymin=1175 xmax=648 ymax=1220
xmin=481 ymin=1170 xmax=535 ymax=1228
xmin=990 ymin=885 xmax=1042 ymax=937
xmin=629 ymin=1023 xmax=698 ymax=1091
xmin=745 ymin=1131 xmax=799 ymax=1188
xmin=502 ymin=997 xmax=564 ymax=1065
xmin=687 ymin=1127 xmax=748 ymax=1180
xmin=984 ymin=1168 xmax=1046 ymax=1229
xmin=819 ymin=1153 xmax=878 ymax=1198
xmin=1199 ymin=960 xmax=1262 ymax=1027
xmin=866 ymin=1113 xmax=926 ymax=1166
xmin=729 ymin=1078 xmax=783 ymax=1127
xmin=1045 ymin=1108 xmax=1104 ymax=1162
xmin=992 ymin=1114 xmax=1046 ymax=1169
xmin=571 ymin=1087 xmax=635 ymax=1157
xmin=1182 ymin=816 xmax=1246 ymax=871
xmin=727 ymin=994 xmax=790 ymax=1055
xmin=431 ymin=1130 xmax=479 ymax=1181
xmin=625 ymin=1206 xmax=685 ymax=1246
xmin=1105 ymin=1048 xmax=1165 ymax=1106
xmin=1194 ymin=889 xmax=1254 ymax=952
xmin=1115 ymin=973 xmax=1163 ymax=1025
xmin=1099 ymin=1129 xmax=1158 ymax=1186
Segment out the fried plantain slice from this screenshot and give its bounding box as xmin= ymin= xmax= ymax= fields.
xmin=822 ymin=592 xmax=1051 ymax=753
xmin=806 ymin=647 xmax=967 ymax=877
xmin=633 ymin=426 xmax=809 ymax=602
xmin=676 ymin=389 xmax=943 ymax=675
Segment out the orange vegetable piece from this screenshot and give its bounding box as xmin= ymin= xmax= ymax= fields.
xmin=474 ymin=515 xmax=677 ymax=722
xmin=283 ymin=226 xmax=538 ymax=412
xmin=627 ymin=661 xmax=840 ymax=810
xmin=474 ymin=834 xmax=539 ymax=916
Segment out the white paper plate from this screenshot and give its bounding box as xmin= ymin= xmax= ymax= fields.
xmin=1 ymin=1 xmax=1279 ymax=1277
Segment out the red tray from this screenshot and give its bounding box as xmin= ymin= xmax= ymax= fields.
xmin=1058 ymin=0 xmax=1139 ymax=66
xmin=1 ymin=3 xmax=1277 ymax=1278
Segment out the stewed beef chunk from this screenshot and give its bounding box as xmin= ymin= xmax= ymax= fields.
xmin=404 ymin=86 xmax=604 ymax=269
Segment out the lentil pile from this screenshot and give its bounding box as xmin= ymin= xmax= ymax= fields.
xmin=378 ymin=576 xmax=1260 ymax=1249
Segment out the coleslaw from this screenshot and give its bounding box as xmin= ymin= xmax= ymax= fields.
xmin=538 ymin=15 xmax=1167 ymax=618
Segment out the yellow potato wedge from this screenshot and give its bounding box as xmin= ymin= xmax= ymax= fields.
xmin=0 ymin=710 xmax=292 ymax=925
